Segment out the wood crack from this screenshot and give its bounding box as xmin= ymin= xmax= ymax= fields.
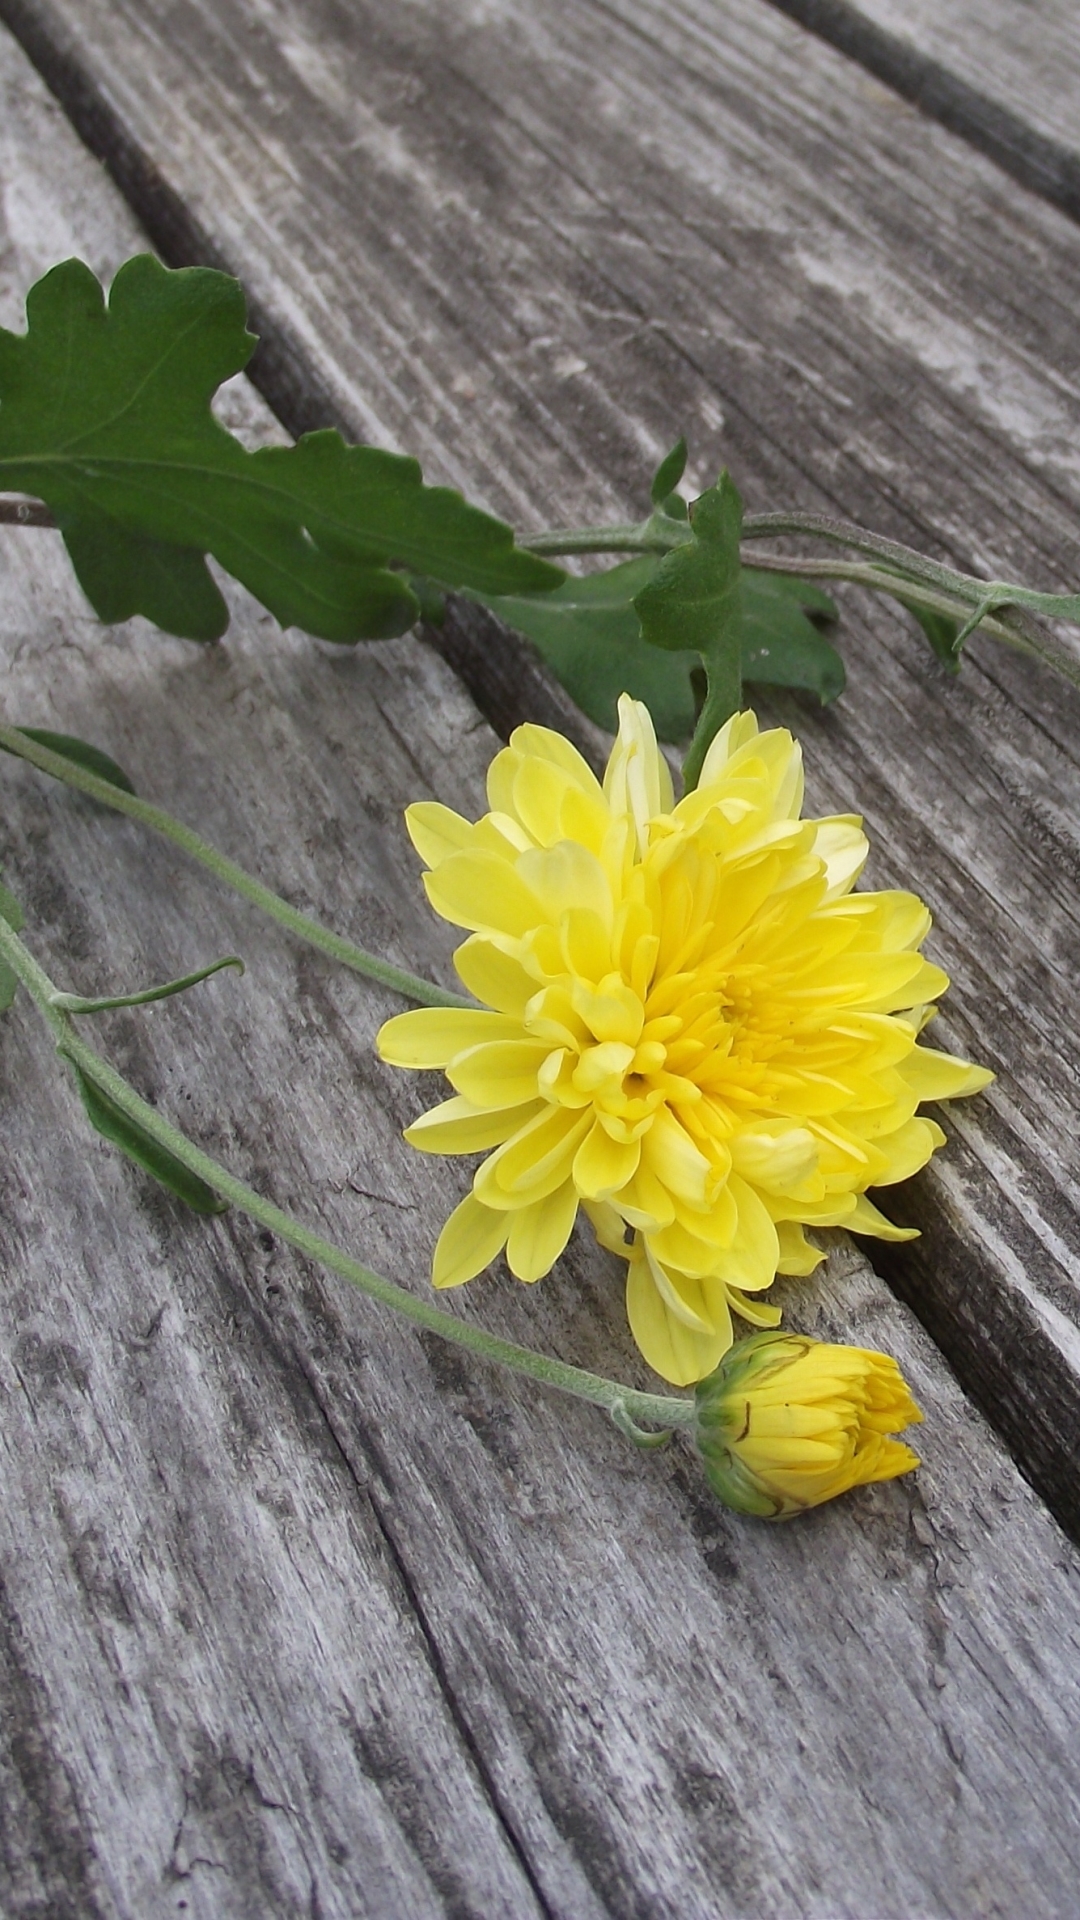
xmin=762 ymin=0 xmax=1080 ymax=225
xmin=292 ymin=1358 xmax=560 ymax=1920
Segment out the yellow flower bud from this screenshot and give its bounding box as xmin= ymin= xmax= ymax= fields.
xmin=693 ymin=1331 xmax=923 ymax=1519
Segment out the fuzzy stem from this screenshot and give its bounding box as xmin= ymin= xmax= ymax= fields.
xmin=524 ymin=519 xmax=690 ymax=557
xmin=0 ymin=721 xmax=470 ymax=1011
xmin=523 ymin=511 xmax=1077 ymax=657
xmin=0 ymin=912 xmax=693 ymax=1433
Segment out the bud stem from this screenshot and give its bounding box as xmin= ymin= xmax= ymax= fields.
xmin=0 ymin=913 xmax=695 ymax=1437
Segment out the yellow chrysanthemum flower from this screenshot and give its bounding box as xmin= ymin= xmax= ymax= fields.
xmin=693 ymin=1331 xmax=923 ymax=1518
xmin=378 ymin=697 xmax=991 ymax=1385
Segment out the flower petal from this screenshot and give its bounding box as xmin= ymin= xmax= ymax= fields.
xmin=425 ymin=850 xmax=542 ymax=937
xmin=506 ymin=1181 xmax=580 ymax=1281
xmin=453 ymin=936 xmax=536 ymax=1015
xmin=572 ymin=1120 xmax=641 ymax=1200
xmin=448 ymin=1039 xmax=551 ymax=1109
xmin=899 ymin=1045 xmax=994 ymax=1102
xmin=847 ymin=1194 xmax=920 ymax=1241
xmin=405 ymin=800 xmax=476 ymax=867
xmin=432 ymin=1194 xmax=509 ymax=1288
xmin=872 ymin=1116 xmax=946 ymax=1185
xmin=377 ymin=1007 xmax=521 ymax=1068
xmin=626 ymin=1247 xmax=733 ymax=1386
xmin=405 ymin=1096 xmax=543 ymax=1154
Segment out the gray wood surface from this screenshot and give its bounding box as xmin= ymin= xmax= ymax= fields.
xmin=5 ymin=0 xmax=1080 ymax=1539
xmin=765 ymin=0 xmax=1080 ymax=223
xmin=7 ymin=20 xmax=1080 ymax=1917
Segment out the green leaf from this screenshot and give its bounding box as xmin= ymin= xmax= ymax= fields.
xmin=72 ymin=1064 xmax=227 ymax=1213
xmin=408 ymin=574 xmax=447 ymax=628
xmin=0 ymin=878 xmax=24 ymax=1013
xmin=481 ymin=560 xmax=844 ymax=740
xmin=650 ymin=438 xmax=688 ymax=513
xmin=0 ymin=255 xmax=562 ymax=643
xmin=479 ymin=558 xmax=699 ymax=739
xmin=6 ymin=728 xmax=136 ymax=793
xmin=633 ymin=474 xmax=743 ymax=661
xmin=907 ymin=602 xmax=964 ymax=674
xmin=742 ymin=572 xmax=845 ymax=703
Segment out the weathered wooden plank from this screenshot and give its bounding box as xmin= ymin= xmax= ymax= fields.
xmin=765 ymin=0 xmax=1080 ymax=224
xmin=0 ymin=50 xmax=556 ymax=1920
xmin=8 ymin=23 xmax=1080 ymax=1918
xmin=4 ymin=0 xmax=1080 ymax=1535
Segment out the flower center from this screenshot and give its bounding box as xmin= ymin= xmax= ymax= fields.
xmin=527 ymin=955 xmax=739 ymax=1136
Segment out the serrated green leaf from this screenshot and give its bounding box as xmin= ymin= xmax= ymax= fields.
xmin=63 ymin=520 xmax=230 ymax=641
xmin=908 ymin=602 xmax=963 ymax=673
xmin=72 ymin=1065 xmax=227 ymax=1213
xmin=5 ymin=728 xmax=136 ymax=793
xmin=0 ymin=878 xmax=24 ymax=1013
xmin=650 ymin=438 xmax=688 ymax=510
xmin=0 ymin=255 xmax=561 ymax=643
xmin=742 ymin=572 xmax=845 ymax=703
xmin=480 ymin=559 xmax=843 ymax=740
xmin=633 ymin=475 xmax=743 ymax=660
xmin=480 ymin=558 xmax=700 ymax=739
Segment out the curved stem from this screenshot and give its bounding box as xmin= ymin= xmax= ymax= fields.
xmin=0 ymin=912 xmax=694 ymax=1434
xmin=741 ymin=512 xmax=1080 ymax=637
xmin=0 ymin=720 xmax=470 ymax=1011
xmin=746 ymin=556 xmax=1080 ymax=687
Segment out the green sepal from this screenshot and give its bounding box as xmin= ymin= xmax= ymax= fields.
xmin=71 ymin=1063 xmax=228 ymax=1213
xmin=6 ymin=728 xmax=137 ymax=793
xmin=0 ymin=878 xmax=25 ymax=1013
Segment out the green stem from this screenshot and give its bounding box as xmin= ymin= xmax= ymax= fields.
xmin=0 ymin=721 xmax=470 ymax=1011
xmin=524 ymin=519 xmax=690 ymax=557
xmin=681 ymin=615 xmax=744 ymax=795
xmin=49 ymin=953 xmax=244 ymax=1015
xmin=0 ymin=912 xmax=693 ymax=1434
xmin=740 ymin=510 xmax=964 ymax=580
xmin=525 ymin=513 xmax=1080 ymax=686
xmin=11 ymin=492 xmax=1076 ymax=678
xmin=745 ymin=556 xmax=1080 ymax=687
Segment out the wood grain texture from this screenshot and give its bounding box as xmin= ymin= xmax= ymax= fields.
xmin=8 ymin=23 xmax=1080 ymax=1916
xmin=5 ymin=0 xmax=1080 ymax=1538
xmin=764 ymin=0 xmax=1080 ymax=224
